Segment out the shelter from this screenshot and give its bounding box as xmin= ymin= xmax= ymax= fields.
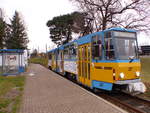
xmin=0 ymin=49 xmax=28 ymax=75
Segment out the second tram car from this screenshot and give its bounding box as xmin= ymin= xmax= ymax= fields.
xmin=48 ymin=28 xmax=146 ymax=93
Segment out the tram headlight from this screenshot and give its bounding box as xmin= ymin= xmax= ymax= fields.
xmin=136 ymin=72 xmax=140 ymax=77
xmin=120 ymin=72 xmax=125 ymax=79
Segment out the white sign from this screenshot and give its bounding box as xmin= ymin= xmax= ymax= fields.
xmin=5 ymin=55 xmax=18 ymax=66
xmin=113 ymin=31 xmax=136 ymax=38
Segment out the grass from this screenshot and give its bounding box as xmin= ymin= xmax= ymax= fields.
xmin=0 ymin=76 xmax=25 ymax=113
xmin=140 ymin=56 xmax=150 ymax=82
xmin=29 ymin=57 xmax=48 ymax=67
xmin=139 ymin=56 xmax=150 ymax=99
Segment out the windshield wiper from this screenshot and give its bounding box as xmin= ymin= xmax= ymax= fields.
xmin=129 ymin=56 xmax=134 ymax=63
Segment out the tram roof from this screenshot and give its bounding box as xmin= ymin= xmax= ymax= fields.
xmin=47 ymin=27 xmax=137 ymax=52
xmin=103 ymin=27 xmax=136 ymax=33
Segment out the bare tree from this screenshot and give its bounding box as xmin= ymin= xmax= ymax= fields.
xmin=70 ymin=0 xmax=150 ymax=32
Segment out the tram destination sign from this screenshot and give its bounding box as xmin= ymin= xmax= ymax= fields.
xmin=113 ymin=31 xmax=136 ymax=38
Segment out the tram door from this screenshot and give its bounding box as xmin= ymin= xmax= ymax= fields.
xmin=60 ymin=50 xmax=64 ymax=74
xmin=51 ymin=53 xmax=55 ymax=70
xmin=78 ymin=44 xmax=91 ymax=87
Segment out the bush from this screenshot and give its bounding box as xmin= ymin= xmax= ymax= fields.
xmin=140 ymin=57 xmax=150 ymax=82
xmin=29 ymin=57 xmax=48 ymax=67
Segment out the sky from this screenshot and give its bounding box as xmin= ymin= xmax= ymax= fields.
xmin=0 ymin=0 xmax=150 ymax=52
xmin=0 ymin=0 xmax=77 ymax=52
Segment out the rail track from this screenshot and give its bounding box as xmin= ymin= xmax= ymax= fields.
xmin=70 ymin=77 xmax=150 ymax=113
xmin=96 ymin=92 xmax=150 ymax=113
xmin=56 ymin=72 xmax=150 ymax=113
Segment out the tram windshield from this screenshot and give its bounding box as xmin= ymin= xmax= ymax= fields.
xmin=113 ymin=31 xmax=138 ymax=60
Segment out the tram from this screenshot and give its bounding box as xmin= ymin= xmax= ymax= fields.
xmin=48 ymin=28 xmax=146 ymax=93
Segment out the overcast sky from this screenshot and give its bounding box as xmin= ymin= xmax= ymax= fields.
xmin=0 ymin=0 xmax=150 ymax=52
xmin=0 ymin=0 xmax=77 ymax=52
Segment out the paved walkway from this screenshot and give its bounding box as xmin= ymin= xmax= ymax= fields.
xmin=20 ymin=64 xmax=127 ymax=113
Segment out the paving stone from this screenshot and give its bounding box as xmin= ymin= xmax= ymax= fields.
xmin=19 ymin=64 xmax=127 ymax=113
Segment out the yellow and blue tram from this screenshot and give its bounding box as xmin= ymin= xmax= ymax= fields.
xmin=48 ymin=28 xmax=146 ymax=93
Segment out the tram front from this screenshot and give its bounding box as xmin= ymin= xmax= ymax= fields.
xmin=104 ymin=29 xmax=146 ymax=94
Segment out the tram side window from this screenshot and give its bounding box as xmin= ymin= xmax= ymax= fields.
xmin=54 ymin=51 xmax=57 ymax=60
xmin=69 ymin=44 xmax=77 ymax=60
xmin=104 ymin=32 xmax=115 ymax=60
xmin=57 ymin=50 xmax=61 ymax=60
xmin=48 ymin=53 xmax=52 ymax=60
xmin=64 ymin=46 xmax=69 ymax=59
xmin=92 ymin=35 xmax=102 ymax=60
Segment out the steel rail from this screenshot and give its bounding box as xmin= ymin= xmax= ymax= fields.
xmin=98 ymin=93 xmax=150 ymax=113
